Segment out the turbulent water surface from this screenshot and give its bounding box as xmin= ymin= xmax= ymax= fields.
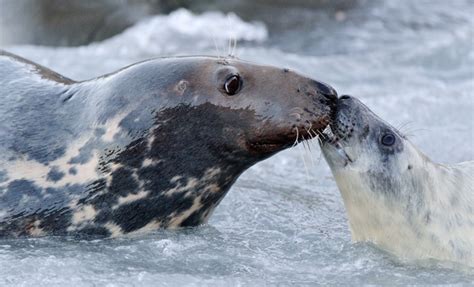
xmin=1 ymin=1 xmax=473 ymax=285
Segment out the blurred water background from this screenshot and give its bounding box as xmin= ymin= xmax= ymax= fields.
xmin=0 ymin=0 xmax=473 ymax=285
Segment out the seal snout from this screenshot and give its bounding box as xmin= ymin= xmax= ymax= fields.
xmin=328 ymin=95 xmax=356 ymax=141
xmin=319 ymin=95 xmax=360 ymax=166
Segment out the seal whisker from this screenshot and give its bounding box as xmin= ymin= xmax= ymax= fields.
xmin=310 ymin=129 xmax=325 ymax=165
xmin=226 ymin=14 xmax=237 ymax=58
xmin=395 ymin=121 xmax=431 ymax=138
xmin=313 ymin=129 xmax=324 ymax=146
xmin=227 ymin=33 xmax=232 ymax=57
xmin=304 ymin=134 xmax=316 ymax=169
xmin=211 ymin=33 xmax=221 ymax=59
xmin=311 ymin=139 xmax=324 ymax=166
xmin=395 ymin=120 xmax=414 ymax=133
xmin=402 ymin=127 xmax=430 ymax=138
xmin=304 ymin=131 xmax=317 ymax=168
xmin=310 ymin=129 xmax=322 ymax=152
xmin=298 ymin=136 xmax=311 ymax=179
xmin=231 ymin=36 xmax=238 ymax=58
xmin=305 ymin=131 xmax=313 ymax=152
xmin=292 ymin=127 xmax=300 ymax=147
xmin=304 ymin=128 xmax=315 ymax=153
xmin=229 ymin=34 xmax=235 ymax=57
xmin=303 ymin=135 xmax=310 ymax=152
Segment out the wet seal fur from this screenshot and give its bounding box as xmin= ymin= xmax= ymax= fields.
xmin=320 ymin=95 xmax=473 ymax=267
xmin=0 ymin=50 xmax=337 ymax=238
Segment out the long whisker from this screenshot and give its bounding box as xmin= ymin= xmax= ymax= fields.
xmin=396 ymin=121 xmax=421 ymax=138
xmin=306 ymin=129 xmax=323 ymax=165
xmin=396 ymin=120 xmax=414 ymax=132
xmin=305 ymin=130 xmax=313 ymax=152
xmin=293 ymin=127 xmax=300 ymax=147
xmin=226 ymin=14 xmax=238 ymax=58
xmin=302 ymin=131 xmax=312 ymax=150
xmin=231 ymin=36 xmax=237 ymax=57
xmin=227 ymin=34 xmax=232 ymax=57
xmin=309 ymin=130 xmax=319 ymax=147
xmin=212 ymin=35 xmax=221 ymax=59
xmin=302 ymin=134 xmax=312 ymax=168
xmin=298 ymin=135 xmax=311 ymax=179
xmin=234 ymin=39 xmax=241 ymax=58
xmin=306 ymin=122 xmax=319 ymax=146
xmin=402 ymin=128 xmax=430 ymax=138
xmin=310 ymin=130 xmax=324 ymax=165
xmin=304 ymin=130 xmax=317 ymax=168
xmin=229 ymin=36 xmax=234 ymax=57
xmin=313 ymin=129 xmax=324 ymax=146
xmin=226 ymin=15 xmax=232 ymax=56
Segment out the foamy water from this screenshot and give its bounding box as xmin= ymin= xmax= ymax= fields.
xmin=1 ymin=2 xmax=473 ymax=285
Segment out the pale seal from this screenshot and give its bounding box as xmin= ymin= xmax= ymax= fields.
xmin=0 ymin=50 xmax=338 ymax=238
xmin=320 ymin=95 xmax=473 ymax=267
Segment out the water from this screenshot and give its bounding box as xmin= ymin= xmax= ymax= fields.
xmin=1 ymin=1 xmax=474 ymax=285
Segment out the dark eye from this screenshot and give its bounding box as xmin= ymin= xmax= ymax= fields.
xmin=224 ymin=75 xmax=241 ymax=95
xmin=381 ymin=133 xmax=396 ymax=146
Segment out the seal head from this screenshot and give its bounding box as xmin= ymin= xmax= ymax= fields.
xmin=320 ymin=95 xmax=474 ymax=266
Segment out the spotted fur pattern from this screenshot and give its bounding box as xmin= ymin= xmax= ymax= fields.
xmin=0 ymin=50 xmax=336 ymax=238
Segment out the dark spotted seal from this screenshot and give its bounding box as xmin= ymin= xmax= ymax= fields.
xmin=320 ymin=95 xmax=473 ymax=266
xmin=0 ymin=50 xmax=337 ymax=238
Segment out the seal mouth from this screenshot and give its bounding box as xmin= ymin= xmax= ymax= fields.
xmin=320 ymin=125 xmax=354 ymax=165
xmin=247 ymin=123 xmax=327 ymax=154
xmin=318 ymin=98 xmax=354 ymax=165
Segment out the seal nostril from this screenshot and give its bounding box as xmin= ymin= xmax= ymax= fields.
xmin=340 ymin=95 xmax=351 ymax=100
xmin=323 ymin=91 xmax=338 ymax=102
xmin=313 ymin=81 xmax=338 ymax=102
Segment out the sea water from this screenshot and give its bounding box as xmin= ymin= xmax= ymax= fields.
xmin=0 ymin=1 xmax=473 ymax=285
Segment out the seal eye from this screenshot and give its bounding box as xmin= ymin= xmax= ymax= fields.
xmin=224 ymin=75 xmax=241 ymax=95
xmin=381 ymin=133 xmax=396 ymax=146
